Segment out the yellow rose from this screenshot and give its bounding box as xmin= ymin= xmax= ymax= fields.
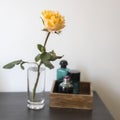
xmin=41 ymin=10 xmax=65 ymax=32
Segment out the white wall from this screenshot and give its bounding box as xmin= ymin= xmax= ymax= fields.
xmin=0 ymin=0 xmax=120 ymax=119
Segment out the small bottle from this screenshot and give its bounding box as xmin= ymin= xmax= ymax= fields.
xmin=58 ymin=76 xmax=73 ymax=93
xmin=68 ymin=70 xmax=80 ymax=94
xmin=57 ymin=60 xmax=69 ymax=81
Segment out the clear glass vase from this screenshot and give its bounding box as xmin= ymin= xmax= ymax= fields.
xmin=27 ymin=66 xmax=46 ymax=110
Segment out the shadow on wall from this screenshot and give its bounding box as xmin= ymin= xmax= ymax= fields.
xmin=71 ymin=65 xmax=90 ymax=82
xmin=93 ymin=80 xmax=120 ymax=120
xmin=74 ymin=65 xmax=119 ymax=120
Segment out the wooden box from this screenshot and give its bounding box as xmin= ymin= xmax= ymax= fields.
xmin=50 ymin=81 xmax=93 ymax=110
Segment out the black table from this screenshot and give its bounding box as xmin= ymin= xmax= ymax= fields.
xmin=0 ymin=92 xmax=114 ymax=120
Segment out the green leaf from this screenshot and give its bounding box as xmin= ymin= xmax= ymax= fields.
xmin=40 ymin=17 xmax=44 ymax=25
xmin=20 ymin=62 xmax=26 ymax=70
xmin=49 ymin=50 xmax=63 ymax=61
xmin=3 ymin=63 xmax=15 ymax=69
xmin=42 ymin=28 xmax=48 ymax=32
xmin=54 ymin=55 xmax=63 ymax=60
xmin=55 ymin=31 xmax=61 ymax=34
xmin=35 ymin=54 xmax=41 ymax=62
xmin=37 ymin=44 xmax=45 ymax=52
xmin=20 ymin=64 xmax=24 ymax=70
xmin=3 ymin=60 xmax=22 ymax=69
xmin=40 ymin=52 xmax=54 ymax=69
xmin=41 ymin=52 xmax=51 ymax=62
xmin=43 ymin=61 xmax=54 ymax=69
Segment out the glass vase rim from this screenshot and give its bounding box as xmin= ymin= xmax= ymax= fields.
xmin=27 ymin=66 xmax=46 ymax=72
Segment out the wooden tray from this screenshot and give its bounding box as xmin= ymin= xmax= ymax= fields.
xmin=50 ymin=80 xmax=93 ymax=110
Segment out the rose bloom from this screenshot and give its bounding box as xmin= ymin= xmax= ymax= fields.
xmin=41 ymin=10 xmax=65 ymax=32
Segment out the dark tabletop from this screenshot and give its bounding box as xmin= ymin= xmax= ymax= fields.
xmin=0 ymin=92 xmax=114 ymax=120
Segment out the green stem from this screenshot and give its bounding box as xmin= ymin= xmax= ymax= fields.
xmin=32 ymin=62 xmax=42 ymax=101
xmin=43 ymin=32 xmax=50 ymax=48
xmin=32 ymin=31 xmax=51 ymax=101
